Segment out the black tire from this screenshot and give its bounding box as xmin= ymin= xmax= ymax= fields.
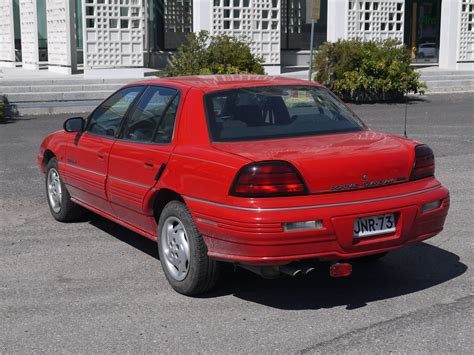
xmin=45 ymin=158 xmax=83 ymax=222
xmin=157 ymin=201 xmax=219 ymax=296
xmin=354 ymin=252 xmax=388 ymax=263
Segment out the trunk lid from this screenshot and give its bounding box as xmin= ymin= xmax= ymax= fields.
xmin=213 ymin=131 xmax=415 ymax=193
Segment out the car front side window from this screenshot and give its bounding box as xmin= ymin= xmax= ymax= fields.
xmin=87 ymin=86 xmax=143 ymax=137
xmin=122 ymin=86 xmax=178 ymax=143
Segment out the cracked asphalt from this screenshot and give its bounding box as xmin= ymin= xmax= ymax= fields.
xmin=0 ymin=93 xmax=473 ymax=353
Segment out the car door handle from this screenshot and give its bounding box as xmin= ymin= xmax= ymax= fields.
xmin=144 ymin=160 xmax=154 ymax=169
xmin=98 ymin=153 xmax=105 ymax=161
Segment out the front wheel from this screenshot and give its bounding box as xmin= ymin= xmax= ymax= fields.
xmin=157 ymin=201 xmax=219 ymax=296
xmin=45 ymin=158 xmax=83 ymax=222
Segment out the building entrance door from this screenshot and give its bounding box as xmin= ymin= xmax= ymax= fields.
xmin=406 ymin=0 xmax=442 ymax=64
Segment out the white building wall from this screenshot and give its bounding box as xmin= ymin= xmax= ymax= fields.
xmin=0 ymin=0 xmax=16 ymax=67
xmin=46 ymin=0 xmax=77 ymax=74
xmin=19 ymin=0 xmax=40 ymax=70
xmin=82 ymin=0 xmax=145 ymax=77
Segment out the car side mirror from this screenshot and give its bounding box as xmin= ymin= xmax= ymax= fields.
xmin=64 ymin=117 xmax=85 ymax=133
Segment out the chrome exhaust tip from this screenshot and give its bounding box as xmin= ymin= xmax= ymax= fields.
xmin=279 ymin=264 xmax=303 ymax=277
xmin=279 ymin=262 xmax=316 ymax=276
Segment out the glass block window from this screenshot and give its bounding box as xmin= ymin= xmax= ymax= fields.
xmin=459 ymin=0 xmax=474 ymax=61
xmin=280 ymin=0 xmax=327 ymax=50
xmin=212 ymin=0 xmax=281 ymax=65
xmin=347 ymin=0 xmax=404 ymax=41
xmin=83 ymin=0 xmax=144 ymax=69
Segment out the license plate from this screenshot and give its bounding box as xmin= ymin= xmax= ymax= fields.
xmin=353 ymin=213 xmax=396 ymax=238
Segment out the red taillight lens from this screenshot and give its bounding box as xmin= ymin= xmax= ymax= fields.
xmin=411 ymin=144 xmax=435 ymax=180
xmin=230 ymin=161 xmax=308 ymax=197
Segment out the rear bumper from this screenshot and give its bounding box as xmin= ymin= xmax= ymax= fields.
xmin=185 ymin=179 xmax=449 ymax=265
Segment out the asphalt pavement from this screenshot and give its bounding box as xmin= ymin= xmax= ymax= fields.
xmin=1 ymin=93 xmax=473 ymax=353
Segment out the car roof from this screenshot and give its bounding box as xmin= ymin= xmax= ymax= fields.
xmin=129 ymin=75 xmax=322 ymax=93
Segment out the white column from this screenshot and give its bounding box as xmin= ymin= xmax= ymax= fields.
xmin=46 ymin=0 xmax=77 ymax=75
xmin=0 ymin=0 xmax=16 ymax=68
xmin=327 ymin=0 xmax=348 ymax=42
xmin=439 ymin=0 xmax=461 ymax=70
xmin=83 ymin=0 xmax=145 ymax=78
xmin=20 ymin=0 xmax=40 ymax=70
xmin=193 ymin=0 xmax=212 ymax=32
xmin=440 ymin=0 xmax=474 ymax=71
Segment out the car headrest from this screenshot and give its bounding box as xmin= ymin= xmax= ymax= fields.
xmin=234 ymin=105 xmax=264 ymax=126
xmin=266 ymin=96 xmax=291 ymax=125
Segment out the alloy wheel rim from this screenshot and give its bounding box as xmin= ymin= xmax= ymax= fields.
xmin=160 ymin=216 xmax=191 ymax=281
xmin=47 ymin=168 xmax=62 ymax=213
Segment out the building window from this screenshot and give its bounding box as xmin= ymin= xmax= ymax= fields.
xmin=149 ymin=0 xmax=193 ymax=51
xmin=281 ymin=0 xmax=328 ymax=50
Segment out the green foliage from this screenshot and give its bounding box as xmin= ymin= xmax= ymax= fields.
xmin=313 ymin=39 xmax=426 ymax=102
xmin=166 ymin=31 xmax=265 ymax=76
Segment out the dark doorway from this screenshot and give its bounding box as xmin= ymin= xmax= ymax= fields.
xmin=405 ymin=0 xmax=442 ymax=64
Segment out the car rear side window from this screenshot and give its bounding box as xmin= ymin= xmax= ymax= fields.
xmin=87 ymin=86 xmax=143 ymax=137
xmin=122 ymin=86 xmax=178 ymax=143
xmin=205 ymin=86 xmax=366 ymax=142
xmin=153 ymin=94 xmax=180 ymax=144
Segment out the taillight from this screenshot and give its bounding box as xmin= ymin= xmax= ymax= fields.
xmin=230 ymin=161 xmax=308 ymax=197
xmin=411 ymin=144 xmax=435 ymax=180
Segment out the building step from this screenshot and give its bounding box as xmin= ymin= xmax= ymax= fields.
xmin=419 ymin=70 xmax=474 ymax=76
xmin=425 ymin=79 xmax=474 ymax=90
xmin=421 ymin=74 xmax=474 ymax=81
xmin=6 ymin=100 xmax=101 ymax=116
xmin=0 ymin=83 xmax=123 ymax=94
xmin=0 ymin=76 xmax=155 ymax=86
xmin=3 ymin=90 xmax=112 ymax=103
xmin=427 ymin=88 xmax=474 ymax=94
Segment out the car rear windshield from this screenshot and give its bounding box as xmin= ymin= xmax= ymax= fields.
xmin=204 ymin=85 xmax=366 ymax=142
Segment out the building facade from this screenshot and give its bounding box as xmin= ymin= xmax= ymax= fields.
xmin=0 ymin=0 xmax=472 ymax=76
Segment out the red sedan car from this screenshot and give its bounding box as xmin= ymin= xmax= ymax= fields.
xmin=38 ymin=75 xmax=449 ymax=295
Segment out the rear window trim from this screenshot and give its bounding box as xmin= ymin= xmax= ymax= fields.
xmin=203 ymin=85 xmax=367 ymax=143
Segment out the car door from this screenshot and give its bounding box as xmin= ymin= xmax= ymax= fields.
xmin=63 ymin=86 xmax=144 ymax=215
xmin=106 ymin=86 xmax=181 ymax=233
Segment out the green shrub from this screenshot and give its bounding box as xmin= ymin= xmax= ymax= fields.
xmin=313 ymin=39 xmax=426 ymax=102
xmin=166 ymin=31 xmax=265 ymax=76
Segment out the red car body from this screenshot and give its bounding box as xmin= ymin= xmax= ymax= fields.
xmin=38 ymin=75 xmax=449 ymax=269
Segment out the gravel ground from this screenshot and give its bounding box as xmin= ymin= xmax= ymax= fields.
xmin=0 ymin=93 xmax=473 ymax=353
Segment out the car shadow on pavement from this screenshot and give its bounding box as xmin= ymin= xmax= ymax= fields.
xmin=89 ymin=214 xmax=159 ymax=259
xmin=88 ymin=214 xmax=466 ymax=309
xmin=215 ymin=243 xmax=467 ymax=310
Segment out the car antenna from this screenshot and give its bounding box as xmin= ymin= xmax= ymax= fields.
xmin=404 ymin=93 xmax=408 ymax=137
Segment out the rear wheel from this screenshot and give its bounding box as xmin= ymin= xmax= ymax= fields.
xmin=157 ymin=201 xmax=219 ymax=296
xmin=45 ymin=158 xmax=83 ymax=222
